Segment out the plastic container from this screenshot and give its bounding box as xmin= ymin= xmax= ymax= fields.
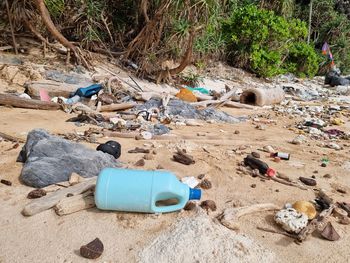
xmin=244 ymin=155 xmax=275 ymax=177
xmin=272 ymin=152 xmax=290 ymax=160
xmin=74 ymin=83 xmax=102 ymax=97
xmin=95 ymin=168 xmax=201 ymax=213
xmin=66 ymin=95 xmax=81 ymax=104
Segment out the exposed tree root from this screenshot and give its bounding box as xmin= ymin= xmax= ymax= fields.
xmin=156 ymin=30 xmax=195 ymax=84
xmin=34 ymin=0 xmax=92 ymax=70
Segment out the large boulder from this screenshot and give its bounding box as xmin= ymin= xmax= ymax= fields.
xmin=18 ymin=129 xmax=121 ymax=188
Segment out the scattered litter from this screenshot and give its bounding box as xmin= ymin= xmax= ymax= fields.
xmin=181 ymin=177 xmax=199 ymax=188
xmin=292 ymin=201 xmax=316 ymax=219
xmin=274 ymin=208 xmax=308 ymax=234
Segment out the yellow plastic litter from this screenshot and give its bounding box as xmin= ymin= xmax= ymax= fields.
xmin=175 ymin=88 xmax=197 ymax=102
xmin=292 ymin=201 xmax=317 ymax=220
xmin=331 ymin=118 xmax=345 ymax=126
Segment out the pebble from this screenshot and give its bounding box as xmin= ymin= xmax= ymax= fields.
xmin=197 ymin=174 xmax=205 ymax=179
xmin=184 ymin=201 xmax=197 ymax=211
xmin=299 ymin=177 xmax=317 ymax=186
xmin=273 ymin=157 xmax=281 ymax=163
xmin=323 ymin=174 xmax=332 ymax=179
xmin=27 ymin=189 xmax=47 ymax=199
xmin=234 ymin=130 xmax=240 ymax=134
xmin=80 ymin=238 xmax=104 ymax=259
xmin=326 ymin=142 xmax=342 ymax=151
xmin=200 ymin=200 xmax=217 ymax=212
xmin=291 ymin=135 xmax=307 ymax=145
xmin=0 ymin=179 xmax=12 ymax=186
xmin=251 ymin=184 xmax=257 ymax=188
xmin=321 ymin=162 xmax=327 ymax=167
xmin=200 ymin=179 xmax=212 ymax=190
xmin=263 ymin=145 xmax=275 ymax=153
xmin=156 ymin=164 xmax=164 ymax=169
xmin=135 ymin=159 xmax=145 ymax=167
xmin=337 ymin=187 xmax=347 ymax=194
xmin=251 ymin=152 xmax=260 ymax=158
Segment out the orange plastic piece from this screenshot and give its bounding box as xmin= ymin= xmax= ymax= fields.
xmin=175 ymin=88 xmax=197 ymax=102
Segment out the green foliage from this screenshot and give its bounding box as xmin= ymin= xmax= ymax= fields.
xmin=44 ymin=0 xmax=65 ymax=18
xmin=180 ymin=71 xmax=204 ymax=87
xmin=222 ymin=5 xmax=319 ymax=77
xmin=295 ymin=0 xmax=350 ymax=74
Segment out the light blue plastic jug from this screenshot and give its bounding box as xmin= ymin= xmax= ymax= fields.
xmin=95 ymin=168 xmax=201 ymax=213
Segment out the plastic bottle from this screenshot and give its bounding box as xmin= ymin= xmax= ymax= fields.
xmin=66 ymin=95 xmax=81 ymax=104
xmin=94 ymin=168 xmax=201 ymax=213
xmin=244 ymin=155 xmax=275 ymax=176
xmin=271 ymin=152 xmax=290 ymax=160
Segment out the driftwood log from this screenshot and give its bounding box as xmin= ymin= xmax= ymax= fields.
xmin=100 ymin=102 xmax=137 ymax=112
xmin=0 ymin=93 xmax=60 ymax=110
xmin=22 ymin=177 xmax=96 ymax=216
xmin=25 ymin=80 xmax=82 ymax=99
xmin=220 ymin=203 xmax=279 ymax=230
xmin=0 ymin=132 xmax=24 ymax=143
xmin=54 ymin=193 xmax=95 ymax=216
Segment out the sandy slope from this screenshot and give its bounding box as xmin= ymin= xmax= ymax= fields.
xmin=1 ymin=104 xmax=350 ymax=263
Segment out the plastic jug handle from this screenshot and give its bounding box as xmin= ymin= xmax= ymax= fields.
xmin=153 ymin=197 xmax=187 ymax=213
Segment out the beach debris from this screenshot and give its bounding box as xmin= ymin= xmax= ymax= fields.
xmin=200 ymin=200 xmax=217 ymax=212
xmin=0 ymin=179 xmax=12 ymax=186
xmin=200 ymin=179 xmax=212 ymax=190
xmin=299 ymin=177 xmax=317 ymax=186
xmin=22 ymin=177 xmax=97 ymax=216
xmin=320 ymin=222 xmax=340 ymax=241
xmin=292 ymin=201 xmax=317 ymax=220
xmin=135 ymin=159 xmax=146 ymax=167
xmin=184 ymin=201 xmax=197 ymax=211
xmin=54 ymin=193 xmax=95 ymax=216
xmin=27 ymin=189 xmax=47 ymax=199
xmin=80 ymin=238 xmax=104 ymax=259
xmin=274 ymin=208 xmax=308 ymax=234
xmin=96 ymin=140 xmax=122 ymax=159
xmin=220 ymin=203 xmax=278 ymax=230
xmin=128 ymin=147 xmax=150 ymax=154
xmin=251 ymin=152 xmax=260 ymax=158
xmin=181 ymin=177 xmax=199 ymax=188
xmin=173 ymin=150 xmax=195 ymax=165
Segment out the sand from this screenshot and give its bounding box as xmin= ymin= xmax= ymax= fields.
xmin=1 ymin=57 xmax=350 ymax=262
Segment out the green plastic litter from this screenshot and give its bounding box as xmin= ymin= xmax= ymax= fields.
xmin=185 ymin=86 xmax=210 ymax=95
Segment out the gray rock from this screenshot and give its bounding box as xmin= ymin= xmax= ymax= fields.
xmin=18 ymin=129 xmax=120 ymax=188
xmin=138 ymin=98 xmax=244 ymax=123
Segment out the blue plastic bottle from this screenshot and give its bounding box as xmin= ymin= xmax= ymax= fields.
xmin=95 ymin=168 xmax=201 ymax=213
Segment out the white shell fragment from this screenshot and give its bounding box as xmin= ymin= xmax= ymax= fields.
xmin=274 ymin=208 xmax=308 ymax=234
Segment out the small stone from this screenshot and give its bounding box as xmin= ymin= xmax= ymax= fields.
xmin=128 ymin=147 xmax=150 ymax=154
xmin=337 ymin=187 xmax=347 ymax=194
xmin=152 ymin=150 xmax=157 ymax=155
xmin=200 ymin=179 xmax=212 ymax=190
xmin=0 ymin=179 xmax=12 ymax=186
xmin=197 ymin=174 xmax=205 ymax=180
xmin=313 ymin=170 xmax=318 ymax=174
xmin=156 ymin=164 xmax=164 ymax=169
xmin=200 ymin=200 xmax=217 ymax=212
xmin=299 ymin=177 xmax=317 ymax=186
xmin=273 ymin=157 xmax=281 ymax=163
xmin=143 ymin=153 xmax=154 ymax=160
xmin=320 ymin=222 xmax=340 ymax=241
xmin=27 ymin=189 xmax=47 ymax=199
xmin=234 ymin=130 xmax=240 ymax=134
xmin=184 ymin=201 xmax=196 ymax=211
xmin=135 ymin=159 xmax=145 ymax=167
xmin=321 ymin=162 xmax=327 ymax=167
xmin=275 ymin=189 xmax=279 ymax=192
xmin=251 ymin=184 xmax=256 ymax=188
xmin=80 ymin=238 xmax=104 ymax=259
xmin=311 ymin=175 xmax=316 ymax=179
xmin=323 ymin=174 xmax=332 ymax=179
xmin=251 ymin=152 xmax=260 ymax=158
xmin=263 ymin=145 xmax=275 ymax=153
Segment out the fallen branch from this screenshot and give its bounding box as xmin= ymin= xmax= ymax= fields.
xmin=100 ymin=102 xmax=137 ymax=112
xmin=257 ymin=226 xmax=297 ymax=239
xmin=22 ymin=177 xmax=96 ymax=216
xmin=219 ymin=203 xmax=279 ymax=230
xmin=54 ymin=192 xmax=95 ymax=216
xmin=0 ymin=93 xmax=60 ymax=110
xmin=34 ymin=0 xmax=91 ymax=69
xmin=0 ymin=132 xmax=24 ymax=143
xmin=5 ymin=0 xmax=18 ymax=55
xmin=297 ymin=204 xmax=336 ymax=242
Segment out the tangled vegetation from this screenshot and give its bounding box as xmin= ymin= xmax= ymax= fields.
xmin=0 ymin=0 xmax=349 ymax=78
